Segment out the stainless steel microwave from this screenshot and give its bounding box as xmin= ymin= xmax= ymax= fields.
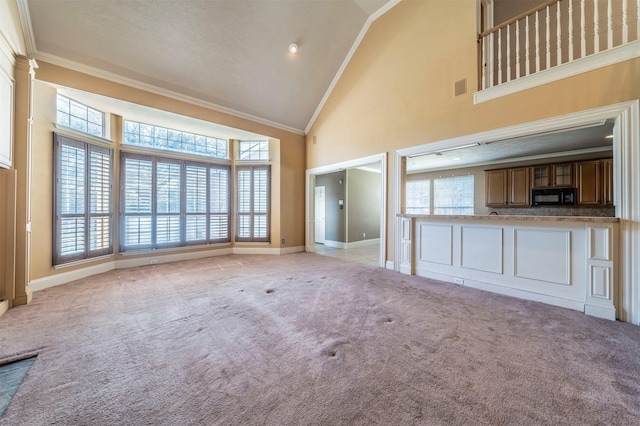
xmin=531 ymin=188 xmax=576 ymax=206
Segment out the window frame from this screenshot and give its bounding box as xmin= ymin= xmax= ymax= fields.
xmin=123 ymin=119 xmax=229 ymax=160
xmin=53 ymin=133 xmax=113 ymax=265
xmin=119 ymin=151 xmax=231 ymax=252
xmin=238 ymin=140 xmax=269 ymax=161
xmin=235 ymin=164 xmax=271 ymax=243
xmin=56 ymin=94 xmax=105 ymax=139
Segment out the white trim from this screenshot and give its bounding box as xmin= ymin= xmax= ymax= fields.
xmin=32 ymin=51 xmax=305 ymax=136
xmin=30 ymin=262 xmax=115 ymax=292
xmin=304 ymin=0 xmax=401 ymax=134
xmin=306 ymin=153 xmax=387 ymax=268
xmin=30 ymin=245 xmax=305 ymax=292
xmin=394 ymin=101 xmax=640 ymax=324
xmin=346 ymin=238 xmax=380 ymax=249
xmin=474 ymin=41 xmax=640 ymax=104
xmin=415 ymin=269 xmax=585 ymax=313
xmin=15 ymin=0 xmax=36 ymax=56
xmin=324 ymin=240 xmax=347 ymax=249
xmin=385 ymin=260 xmax=395 ymax=270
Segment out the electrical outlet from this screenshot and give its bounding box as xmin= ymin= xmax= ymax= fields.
xmin=150 ymin=259 xmax=158 ymax=265
xmin=363 ymin=233 xmax=366 ymax=238
xmin=454 ymin=277 xmax=464 ymax=285
xmin=282 ymin=239 xmax=285 ymax=244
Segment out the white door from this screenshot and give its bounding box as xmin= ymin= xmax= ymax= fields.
xmin=314 ymin=186 xmax=326 ymax=244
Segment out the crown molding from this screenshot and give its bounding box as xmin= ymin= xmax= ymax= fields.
xmin=33 ymin=51 xmax=306 ymax=136
xmin=15 ymin=0 xmax=36 ymax=56
xmin=304 ymin=0 xmax=401 ymax=135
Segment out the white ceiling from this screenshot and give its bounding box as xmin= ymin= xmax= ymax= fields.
xmin=23 ymin=0 xmax=393 ymax=135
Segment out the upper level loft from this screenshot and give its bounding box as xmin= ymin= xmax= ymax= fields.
xmin=475 ymin=0 xmax=640 ymax=103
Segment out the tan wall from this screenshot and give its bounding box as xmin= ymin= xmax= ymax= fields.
xmin=30 ymin=62 xmax=306 ymax=280
xmin=305 ymin=0 xmax=640 ymax=262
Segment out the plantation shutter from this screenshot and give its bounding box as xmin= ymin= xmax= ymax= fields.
xmin=209 ymin=166 xmax=230 ymax=241
xmin=122 ymin=155 xmax=153 ymax=249
xmin=54 ymin=134 xmax=112 ymax=265
xmin=236 ymin=165 xmax=270 ymax=242
xmin=156 ymin=161 xmax=181 ymax=246
xmin=185 ymin=164 xmax=207 ymax=242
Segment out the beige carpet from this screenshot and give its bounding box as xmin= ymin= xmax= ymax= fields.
xmin=0 ymin=253 xmax=639 ymax=425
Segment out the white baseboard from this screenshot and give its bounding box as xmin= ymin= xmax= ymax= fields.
xmin=385 ymin=260 xmax=395 ymax=270
xmin=30 ymin=245 xmax=306 ymax=292
xmin=115 ymin=248 xmax=233 ymax=269
xmin=415 ymin=269 xmax=585 ymax=313
xmin=346 ymin=238 xmax=380 ymax=249
xmin=324 ymin=239 xmax=380 ymax=250
xmin=30 ymin=262 xmax=116 ymax=292
xmin=323 ymin=240 xmax=346 ymax=249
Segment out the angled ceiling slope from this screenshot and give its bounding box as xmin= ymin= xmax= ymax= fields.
xmin=21 ymin=0 xmax=398 ymax=135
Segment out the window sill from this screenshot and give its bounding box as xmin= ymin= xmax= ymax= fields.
xmin=54 ymin=124 xmax=113 ymax=146
xmin=119 ymin=242 xmax=232 ymax=256
xmin=54 ymin=254 xmax=114 ymax=270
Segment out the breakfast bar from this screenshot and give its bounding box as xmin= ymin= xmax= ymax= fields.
xmin=397 ymin=214 xmax=619 ymax=320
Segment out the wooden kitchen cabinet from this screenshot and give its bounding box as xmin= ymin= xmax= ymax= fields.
xmin=552 ymin=163 xmax=573 ymax=187
xmin=486 ymin=167 xmax=529 ymax=207
xmin=485 ymin=169 xmax=508 ymax=207
xmin=531 ymin=165 xmax=551 ymax=188
xmin=575 ymin=160 xmax=601 ymax=205
xmin=509 ymin=167 xmax=530 ymax=206
xmin=602 ymin=158 xmax=614 ymax=205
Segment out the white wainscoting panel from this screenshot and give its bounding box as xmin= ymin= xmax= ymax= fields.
xmin=589 ymin=227 xmax=611 ymax=261
xmin=418 ymin=224 xmax=453 ymax=266
xmin=514 ymin=229 xmax=571 ymax=285
xmin=460 ymin=226 xmax=503 ymax=274
xmin=590 ymin=265 xmax=611 ymax=299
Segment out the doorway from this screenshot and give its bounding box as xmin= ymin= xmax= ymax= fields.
xmin=306 ymin=153 xmax=387 ymax=268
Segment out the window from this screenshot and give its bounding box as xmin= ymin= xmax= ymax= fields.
xmin=120 ymin=152 xmax=230 ymax=251
xmin=238 ymin=140 xmax=269 ymax=161
xmin=53 ymin=134 xmax=112 ymax=265
xmin=406 ymin=179 xmax=431 ymax=214
xmin=56 ymin=95 xmax=104 ymax=138
xmin=123 ymin=120 xmax=228 ymax=159
xmin=433 ymin=175 xmax=474 ymax=215
xmin=236 ymin=165 xmax=270 ymax=242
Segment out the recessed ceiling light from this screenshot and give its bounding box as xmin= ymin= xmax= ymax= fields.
xmin=605 ymin=134 xmax=614 ymax=139
xmin=452 ymin=157 xmax=461 ymax=161
xmin=288 ymin=43 xmax=298 ymax=54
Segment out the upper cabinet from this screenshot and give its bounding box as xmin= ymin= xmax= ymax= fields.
xmin=531 ymin=163 xmax=573 ymax=188
xmin=487 ymin=158 xmax=613 ymax=208
xmin=485 ymin=167 xmax=529 ymax=207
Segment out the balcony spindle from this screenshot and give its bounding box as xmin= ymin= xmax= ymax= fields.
xmin=526 ymin=15 xmax=531 ymax=75
xmin=535 ymin=10 xmax=541 ymax=72
xmin=607 ymin=0 xmax=613 ymax=49
xmin=581 ymin=0 xmax=587 ymax=57
xmin=622 ymin=0 xmax=628 ymax=44
xmin=506 ymin=25 xmax=512 ymax=81
xmin=498 ymin=28 xmax=503 ymax=85
xmin=569 ymin=0 xmax=574 ymax=61
xmin=557 ymin=2 xmax=562 ymax=65
xmin=594 ymin=0 xmax=600 ymax=53
xmin=546 ymin=5 xmax=551 ymax=68
xmin=516 ymin=20 xmax=521 ymax=79
xmin=489 ymin=32 xmax=495 ymax=88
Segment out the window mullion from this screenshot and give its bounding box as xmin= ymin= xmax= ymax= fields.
xmin=181 ymin=161 xmax=187 ymax=245
xmin=151 ymin=157 xmax=158 ymax=249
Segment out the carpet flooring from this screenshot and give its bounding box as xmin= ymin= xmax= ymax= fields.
xmin=0 ymin=253 xmax=639 ymax=425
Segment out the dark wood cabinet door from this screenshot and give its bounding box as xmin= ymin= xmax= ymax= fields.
xmin=576 ymin=160 xmax=601 ymax=205
xmin=509 ymin=167 xmax=530 ymax=206
xmin=486 ymin=170 xmax=508 ymax=207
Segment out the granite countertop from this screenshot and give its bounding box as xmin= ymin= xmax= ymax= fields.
xmin=398 ymin=214 xmax=619 ymax=223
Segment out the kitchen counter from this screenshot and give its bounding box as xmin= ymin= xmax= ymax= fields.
xmin=398 ymin=214 xmax=619 ymax=223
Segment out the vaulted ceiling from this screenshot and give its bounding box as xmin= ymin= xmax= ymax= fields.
xmin=23 ymin=0 xmax=395 ymax=135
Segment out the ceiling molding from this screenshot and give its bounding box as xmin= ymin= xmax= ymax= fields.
xmin=15 ymin=0 xmax=36 ymax=56
xmin=304 ymin=0 xmax=401 ymax=135
xmin=32 ymin=51 xmax=306 ymax=137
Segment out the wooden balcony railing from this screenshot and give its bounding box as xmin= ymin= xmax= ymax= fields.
xmin=479 ymin=0 xmax=640 ymax=90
